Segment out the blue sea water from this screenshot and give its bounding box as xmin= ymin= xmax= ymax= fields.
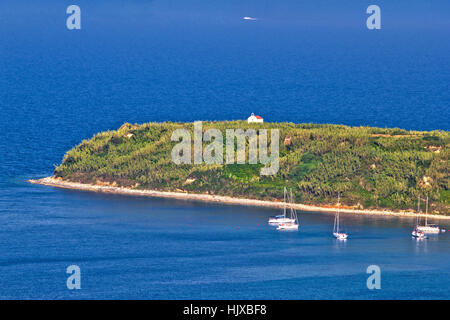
xmin=0 ymin=1 xmax=449 ymax=299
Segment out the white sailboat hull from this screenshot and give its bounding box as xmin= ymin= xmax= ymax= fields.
xmin=412 ymin=230 xmax=427 ymax=239
xmin=268 ymin=217 xmax=296 ymax=225
xmin=416 ymin=225 xmax=440 ymax=234
xmin=333 ymin=232 xmax=348 ymax=240
xmin=277 ymin=223 xmax=299 ymax=231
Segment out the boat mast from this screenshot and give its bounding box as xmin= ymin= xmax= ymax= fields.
xmin=425 ymin=196 xmax=428 ymax=226
xmin=337 ymin=194 xmax=340 ymax=233
xmin=333 ymin=211 xmax=337 ymax=234
xmin=416 ymin=195 xmax=420 ymax=227
xmin=283 ymin=187 xmax=287 ymax=218
xmin=290 ymin=188 xmax=297 ymax=223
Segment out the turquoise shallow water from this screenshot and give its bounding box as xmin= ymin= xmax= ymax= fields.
xmin=0 ymin=0 xmax=449 ymax=299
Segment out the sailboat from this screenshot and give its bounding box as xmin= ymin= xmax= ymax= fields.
xmin=333 ymin=195 xmax=348 ymax=240
xmin=411 ymin=228 xmax=426 ymax=239
xmin=416 ymin=196 xmax=440 ymax=234
xmin=412 ymin=196 xmax=427 ymax=239
xmin=268 ymin=187 xmax=296 ymax=225
xmin=277 ymin=189 xmax=299 ymax=231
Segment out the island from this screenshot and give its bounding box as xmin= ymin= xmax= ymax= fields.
xmin=30 ymin=121 xmax=449 ymax=218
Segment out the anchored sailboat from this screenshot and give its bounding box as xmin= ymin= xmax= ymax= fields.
xmin=333 ymin=195 xmax=348 ymax=240
xmin=277 ymin=189 xmax=299 ymax=231
xmin=268 ymin=187 xmax=296 ymax=225
xmin=416 ymin=196 xmax=440 ymax=234
xmin=412 ymin=196 xmax=427 ymax=239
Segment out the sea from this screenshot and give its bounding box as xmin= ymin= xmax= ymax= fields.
xmin=0 ymin=0 xmax=449 ymax=299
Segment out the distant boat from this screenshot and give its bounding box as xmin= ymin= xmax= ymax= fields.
xmin=412 ymin=227 xmax=427 ymax=239
xmin=276 ymin=189 xmax=299 ymax=231
xmin=268 ymin=187 xmax=296 ymax=225
xmin=416 ymin=196 xmax=440 ymax=234
xmin=243 ymin=16 xmax=258 ymax=21
xmin=333 ymin=195 xmax=348 ymax=240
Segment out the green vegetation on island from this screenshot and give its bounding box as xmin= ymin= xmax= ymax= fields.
xmin=54 ymin=121 xmax=449 ymax=215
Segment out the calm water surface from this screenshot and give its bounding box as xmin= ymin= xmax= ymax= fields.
xmin=0 ymin=178 xmax=449 ymax=299
xmin=0 ymin=0 xmax=449 ymax=299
